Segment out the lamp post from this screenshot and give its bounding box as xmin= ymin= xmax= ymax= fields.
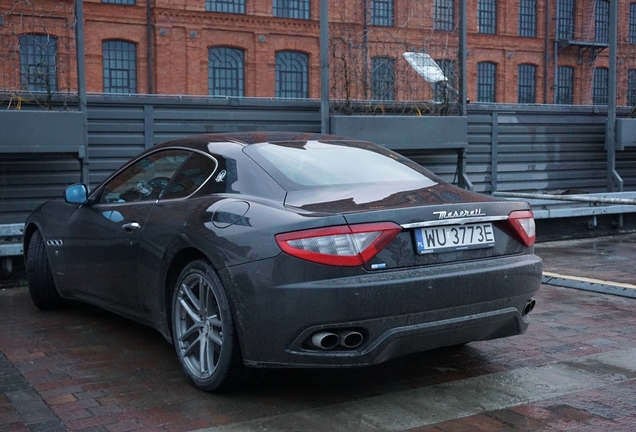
xmin=320 ymin=0 xmax=329 ymax=134
xmin=74 ymin=0 xmax=89 ymax=184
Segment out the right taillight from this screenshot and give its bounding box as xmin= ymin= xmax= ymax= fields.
xmin=507 ymin=210 xmax=536 ymax=247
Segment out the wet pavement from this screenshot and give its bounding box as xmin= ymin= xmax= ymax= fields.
xmin=536 ymin=233 xmax=636 ymax=286
xmin=1 ymin=234 xmax=636 ymax=432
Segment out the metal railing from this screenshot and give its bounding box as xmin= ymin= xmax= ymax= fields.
xmin=493 ymin=191 xmax=636 ymax=219
xmin=0 ymin=223 xmax=24 ymax=257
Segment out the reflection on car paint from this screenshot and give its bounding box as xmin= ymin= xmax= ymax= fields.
xmin=101 ymin=211 xmax=125 ymax=223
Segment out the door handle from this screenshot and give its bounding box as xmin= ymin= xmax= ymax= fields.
xmin=122 ymin=222 xmax=141 ymax=232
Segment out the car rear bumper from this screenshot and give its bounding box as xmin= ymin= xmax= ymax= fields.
xmin=223 ymin=253 xmax=543 ymax=368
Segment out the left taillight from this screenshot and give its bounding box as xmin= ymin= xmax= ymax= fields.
xmin=275 ymin=222 xmax=402 ymax=267
xmin=507 ymin=210 xmax=536 ymax=247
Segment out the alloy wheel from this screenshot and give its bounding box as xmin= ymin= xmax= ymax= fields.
xmin=174 ymin=273 xmax=223 ymax=379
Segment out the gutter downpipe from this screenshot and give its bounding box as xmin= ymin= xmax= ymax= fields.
xmin=320 ymin=0 xmax=329 ymax=134
xmin=553 ymin=1 xmax=559 ymax=104
xmin=606 ymin=0 xmax=622 ymax=192
xmin=147 ymin=0 xmax=153 ymax=94
xmin=459 ymin=0 xmax=467 ymax=116
xmin=363 ymin=0 xmax=368 ymax=99
xmin=544 ymin=0 xmax=549 ymax=104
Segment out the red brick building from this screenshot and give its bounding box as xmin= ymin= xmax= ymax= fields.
xmin=2 ymin=0 xmax=636 ymax=106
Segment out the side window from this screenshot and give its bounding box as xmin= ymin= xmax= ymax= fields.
xmin=199 ymin=155 xmax=239 ymax=195
xmin=161 ymin=152 xmax=218 ymax=199
xmin=99 ymin=150 xmax=190 ymax=204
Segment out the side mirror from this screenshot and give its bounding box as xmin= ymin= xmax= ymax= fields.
xmin=65 ymin=183 xmax=88 ymax=204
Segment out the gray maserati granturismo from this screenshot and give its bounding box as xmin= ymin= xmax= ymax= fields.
xmin=24 ymin=131 xmax=542 ymax=392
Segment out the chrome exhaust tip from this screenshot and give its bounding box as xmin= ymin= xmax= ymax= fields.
xmin=337 ymin=330 xmax=364 ymax=349
xmin=311 ymin=331 xmax=339 ymax=350
xmin=523 ymin=298 xmax=537 ymax=316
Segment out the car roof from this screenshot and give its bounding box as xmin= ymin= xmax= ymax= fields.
xmin=156 ymin=131 xmax=353 ymax=153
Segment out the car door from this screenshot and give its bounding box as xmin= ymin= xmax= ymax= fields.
xmin=135 ymin=150 xmax=221 ymax=310
xmin=63 ymin=149 xmax=191 ymax=307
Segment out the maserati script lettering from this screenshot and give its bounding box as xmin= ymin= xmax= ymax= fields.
xmin=433 ymin=208 xmax=485 ymax=219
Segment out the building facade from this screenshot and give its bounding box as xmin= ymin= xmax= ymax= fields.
xmin=2 ymin=0 xmax=636 ymax=106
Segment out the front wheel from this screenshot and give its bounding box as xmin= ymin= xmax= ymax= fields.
xmin=171 ymin=260 xmax=246 ymax=392
xmin=26 ymin=230 xmax=64 ymax=310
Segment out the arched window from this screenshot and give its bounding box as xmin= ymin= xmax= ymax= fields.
xmin=275 ymin=51 xmax=308 ymax=98
xmin=556 ymin=66 xmax=574 ymax=104
xmin=103 ymin=40 xmax=137 ymax=94
xmin=477 ymin=62 xmax=497 ymax=102
xmin=208 ymin=47 xmax=244 ymax=97
xmin=19 ymin=34 xmax=57 ymax=92
xmin=518 ymin=64 xmax=536 ymax=103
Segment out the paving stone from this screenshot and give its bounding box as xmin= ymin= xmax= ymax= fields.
xmin=27 ymin=420 xmax=69 ymax=432
xmin=0 ymin=422 xmax=29 ymax=432
xmin=66 ymin=415 xmax=117 ymax=431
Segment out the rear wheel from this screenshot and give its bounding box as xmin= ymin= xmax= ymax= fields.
xmin=26 ymin=230 xmax=64 ymax=310
xmin=171 ymin=260 xmax=246 ymax=392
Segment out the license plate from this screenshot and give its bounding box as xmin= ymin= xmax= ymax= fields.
xmin=415 ymin=223 xmax=495 ymax=254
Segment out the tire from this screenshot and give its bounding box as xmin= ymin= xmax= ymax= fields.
xmin=171 ymin=260 xmax=246 ymax=392
xmin=26 ymin=231 xmax=64 ymax=310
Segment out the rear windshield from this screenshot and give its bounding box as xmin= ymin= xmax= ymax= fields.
xmin=243 ymin=140 xmax=438 ymax=190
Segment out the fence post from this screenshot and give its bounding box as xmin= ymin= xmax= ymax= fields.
xmin=490 ymin=111 xmax=499 ymax=193
xmin=144 ymin=104 xmax=155 ymax=149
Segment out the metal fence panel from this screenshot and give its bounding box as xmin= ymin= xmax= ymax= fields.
xmin=467 ymin=104 xmax=636 ymax=194
xmin=86 ymin=96 xmax=323 ymax=187
xmin=0 ymin=155 xmax=81 ymax=224
xmin=2 ymin=97 xmax=636 ymax=225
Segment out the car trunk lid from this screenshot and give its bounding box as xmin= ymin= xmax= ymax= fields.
xmin=284 ymin=183 xmax=534 ymax=270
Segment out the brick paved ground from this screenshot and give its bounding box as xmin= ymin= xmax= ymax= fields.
xmin=1 ymin=235 xmax=635 ymax=431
